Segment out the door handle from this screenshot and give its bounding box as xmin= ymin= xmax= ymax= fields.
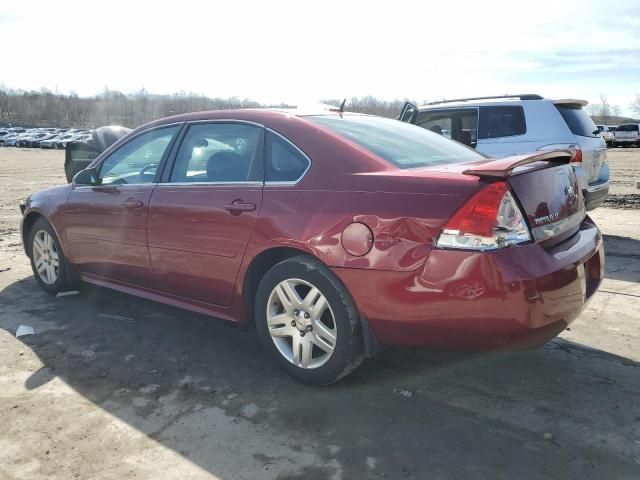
xmin=121 ymin=198 xmax=144 ymax=209
xmin=224 ymin=200 xmax=256 ymax=215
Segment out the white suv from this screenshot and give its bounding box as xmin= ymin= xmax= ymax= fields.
xmin=399 ymin=94 xmax=609 ymax=210
xmin=596 ymin=125 xmax=615 ymax=146
xmin=613 ymin=123 xmax=640 ymax=147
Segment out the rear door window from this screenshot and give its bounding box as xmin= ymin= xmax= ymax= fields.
xmin=555 ymin=105 xmax=599 ymax=137
xmin=415 ymin=108 xmax=478 ymax=147
xmin=170 ymin=123 xmax=261 ymax=183
xmin=265 ymin=131 xmax=310 ymax=183
xmin=478 ymin=106 xmax=526 ymax=139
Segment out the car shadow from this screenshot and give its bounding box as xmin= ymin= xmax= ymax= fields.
xmin=1 ymin=277 xmax=639 ymax=479
xmin=603 ymin=234 xmax=640 ymax=283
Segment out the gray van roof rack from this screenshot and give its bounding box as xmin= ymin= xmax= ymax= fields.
xmin=426 ymin=94 xmax=543 ymax=105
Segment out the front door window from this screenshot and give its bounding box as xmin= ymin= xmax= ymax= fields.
xmin=98 ymin=126 xmax=179 ymax=185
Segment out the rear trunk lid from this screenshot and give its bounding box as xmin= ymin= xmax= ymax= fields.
xmin=463 ymin=151 xmax=585 ymax=247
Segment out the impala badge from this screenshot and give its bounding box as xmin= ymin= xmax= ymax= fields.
xmin=534 ymin=212 xmax=560 ymax=225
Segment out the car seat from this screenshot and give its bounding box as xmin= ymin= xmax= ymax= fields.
xmin=206 ymin=151 xmax=249 ymax=182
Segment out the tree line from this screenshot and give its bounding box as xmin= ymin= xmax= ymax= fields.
xmin=0 ymin=87 xmax=415 ymax=128
xmin=0 ymin=85 xmax=638 ymax=128
xmin=587 ymin=94 xmax=640 ymax=125
xmin=0 ymin=87 xmax=269 ymax=128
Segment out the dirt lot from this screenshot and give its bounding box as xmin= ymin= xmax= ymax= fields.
xmin=1 ymin=148 xmax=639 ymax=480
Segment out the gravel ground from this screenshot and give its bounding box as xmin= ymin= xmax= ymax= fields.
xmin=0 ymin=147 xmax=639 ymax=480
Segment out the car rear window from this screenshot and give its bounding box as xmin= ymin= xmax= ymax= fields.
xmin=555 ymin=105 xmax=599 ymax=137
xmin=306 ymin=115 xmax=484 ymax=169
xmin=615 ymin=124 xmax=639 ymax=132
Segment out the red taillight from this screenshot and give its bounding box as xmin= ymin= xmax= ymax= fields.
xmin=443 ymin=182 xmax=509 ymax=237
xmin=436 ymin=181 xmax=531 ymax=250
xmin=570 ymin=145 xmax=582 ymax=164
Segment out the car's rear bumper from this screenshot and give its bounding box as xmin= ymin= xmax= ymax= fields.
xmin=332 ymin=217 xmax=604 ymax=351
xmin=583 ymin=180 xmax=609 ymax=210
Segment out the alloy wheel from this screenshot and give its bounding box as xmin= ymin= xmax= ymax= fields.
xmin=266 ymin=278 xmax=337 ymax=369
xmin=32 ymin=230 xmax=59 ymax=285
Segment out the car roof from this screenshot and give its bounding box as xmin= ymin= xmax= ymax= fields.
xmin=139 ymin=108 xmax=368 ymax=132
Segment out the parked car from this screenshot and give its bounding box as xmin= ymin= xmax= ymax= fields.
xmin=5 ymin=132 xmax=33 ymax=147
xmin=613 ymin=123 xmax=640 ymax=147
xmin=399 ymin=94 xmax=609 ymax=210
xmin=0 ymin=133 xmax=20 ymax=146
xmin=40 ymin=134 xmax=66 ymax=149
xmin=17 ymin=131 xmax=48 ymax=147
xmin=19 ymin=109 xmax=604 ymax=384
xmin=29 ymin=133 xmax=59 ymax=148
xmin=596 ymin=125 xmax=615 ymax=146
xmin=64 ymin=126 xmax=129 ymax=182
xmin=40 ymin=132 xmax=83 ymax=149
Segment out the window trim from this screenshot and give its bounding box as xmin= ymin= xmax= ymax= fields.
xmin=477 ymin=105 xmax=527 ymax=140
xmin=159 ymin=120 xmax=265 ymax=186
xmin=264 ymin=128 xmax=312 ymax=186
xmin=90 ymin=122 xmax=184 ymax=187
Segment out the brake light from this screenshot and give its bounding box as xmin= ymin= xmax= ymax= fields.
xmin=436 ymin=182 xmax=531 ymax=250
xmin=569 ymin=145 xmax=582 ymax=164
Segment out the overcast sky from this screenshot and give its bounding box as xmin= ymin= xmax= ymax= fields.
xmin=1 ymin=0 xmax=639 ymax=113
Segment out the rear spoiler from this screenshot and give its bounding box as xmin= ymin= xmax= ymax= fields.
xmin=463 ymin=150 xmax=572 ymax=179
xmin=552 ymin=98 xmax=588 ymax=107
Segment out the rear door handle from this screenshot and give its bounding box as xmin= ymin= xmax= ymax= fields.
xmin=121 ymin=198 xmax=144 ymax=209
xmin=224 ymin=200 xmax=256 ymax=215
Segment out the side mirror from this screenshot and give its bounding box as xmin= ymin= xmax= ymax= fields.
xmin=72 ymin=167 xmax=98 ymax=187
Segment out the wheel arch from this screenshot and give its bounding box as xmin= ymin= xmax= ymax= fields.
xmin=242 ymin=246 xmax=312 ymax=325
xmin=240 ymin=244 xmax=381 ymax=357
xmin=21 ymin=210 xmax=65 ymax=258
xmin=22 ymin=211 xmax=47 ymax=255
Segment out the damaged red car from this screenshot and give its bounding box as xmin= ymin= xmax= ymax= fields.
xmin=20 ymin=109 xmax=604 ymax=384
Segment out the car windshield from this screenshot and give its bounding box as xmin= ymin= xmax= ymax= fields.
xmin=306 ymin=114 xmax=484 ymax=169
xmin=616 ymin=124 xmax=639 ymax=132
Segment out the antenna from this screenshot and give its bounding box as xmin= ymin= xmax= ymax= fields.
xmin=328 ymin=98 xmax=347 ymax=114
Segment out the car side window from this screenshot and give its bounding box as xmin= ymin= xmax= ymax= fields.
xmin=478 ymin=106 xmax=526 ymax=139
xmin=98 ymin=126 xmax=179 ymax=185
xmin=415 ymin=109 xmax=478 ymax=147
xmin=265 ymin=131 xmax=310 ymax=183
xmin=170 ymin=123 xmax=261 ymax=183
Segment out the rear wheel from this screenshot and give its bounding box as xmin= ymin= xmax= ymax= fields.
xmin=254 ymin=255 xmax=364 ymax=385
xmin=28 ymin=218 xmax=75 ymax=294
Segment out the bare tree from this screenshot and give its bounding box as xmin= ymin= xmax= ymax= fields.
xmin=631 ymin=95 xmax=640 ymax=118
xmin=598 ymin=94 xmax=611 ymax=124
xmin=611 ymin=104 xmax=622 ymax=119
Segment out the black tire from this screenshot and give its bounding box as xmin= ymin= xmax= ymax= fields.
xmin=254 ymin=255 xmax=364 ymax=385
xmin=27 ymin=217 xmax=76 ymax=294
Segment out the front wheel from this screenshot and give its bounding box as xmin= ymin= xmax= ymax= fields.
xmin=28 ymin=218 xmax=75 ymax=294
xmin=254 ymin=255 xmax=364 ymax=385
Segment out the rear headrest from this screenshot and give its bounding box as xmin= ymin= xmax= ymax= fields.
xmin=206 ymin=151 xmax=248 ymax=182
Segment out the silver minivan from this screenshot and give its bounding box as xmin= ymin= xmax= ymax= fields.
xmin=399 ymin=94 xmax=609 ymax=210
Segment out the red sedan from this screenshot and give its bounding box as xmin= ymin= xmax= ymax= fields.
xmin=19 ymin=109 xmax=604 ymax=384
